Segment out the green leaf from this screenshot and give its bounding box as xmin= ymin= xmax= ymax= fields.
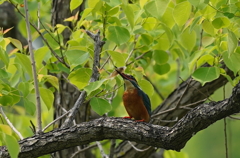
xmin=70 ymin=0 xmax=83 ymax=12
xmin=212 ymin=17 xmax=230 ymax=29
xmin=138 ymin=79 xmax=154 ymax=96
xmin=68 ymin=68 xmax=92 ymax=89
xmin=39 ymin=87 xmax=54 ymax=110
xmin=34 ymin=46 xmax=50 ymax=70
xmin=0 ymin=96 xmax=13 ymax=106
xmin=223 ymin=51 xmax=240 ymax=75
xmin=153 ymin=50 xmax=169 ymax=64
xmin=8 ymin=38 xmax=22 ymax=52
xmin=18 ymin=82 xmax=31 ymax=97
xmin=5 ymin=134 xmax=19 ymax=158
xmin=227 ymin=30 xmax=238 ymax=56
xmin=202 ymin=36 xmax=215 ymax=47
xmin=23 ymin=98 xmax=36 ymax=115
xmin=0 ymin=47 xmax=9 ymax=67
xmin=108 ymin=51 xmax=128 ymax=67
xmin=65 ymin=50 xmax=89 ymax=70
xmin=0 ymin=84 xmax=20 ymax=106
xmin=90 ymin=97 xmax=112 ymax=116
xmin=0 ymin=69 xmax=8 ymax=79
xmin=197 ymin=54 xmax=214 ymax=67
xmin=153 ymin=63 xmax=170 ymax=75
xmin=142 ymin=17 xmax=157 ymax=31
xmin=40 ymin=75 xmax=59 ymax=90
xmin=164 ymin=150 xmax=188 ymax=158
xmin=84 ymin=80 xmax=104 ymax=95
xmin=144 ymin=0 xmax=170 ymax=19
xmin=107 ymin=26 xmax=130 ymax=46
xmin=192 ymin=67 xmax=220 ymax=86
xmin=180 ymin=28 xmax=196 ymax=52
xmin=15 ymin=53 xmax=32 ymax=79
xmin=139 ymin=34 xmax=153 ymax=45
xmin=188 ymin=0 xmax=207 ymax=9
xmin=121 ymin=4 xmax=134 ymax=29
xmin=173 ymin=1 xmax=192 ymax=27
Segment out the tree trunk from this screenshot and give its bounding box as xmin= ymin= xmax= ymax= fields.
xmin=51 ymin=1 xmax=94 ymax=158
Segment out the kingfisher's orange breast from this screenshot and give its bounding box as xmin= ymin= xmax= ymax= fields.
xmin=123 ymin=89 xmax=150 ymax=122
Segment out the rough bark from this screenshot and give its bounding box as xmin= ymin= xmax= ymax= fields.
xmin=0 ymin=2 xmax=27 ymax=47
xmin=0 ymin=81 xmax=240 ymax=158
xmin=115 ymin=64 xmax=235 ymax=158
xmin=51 ymin=0 xmax=90 ymax=157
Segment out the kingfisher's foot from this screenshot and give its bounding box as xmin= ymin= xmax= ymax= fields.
xmin=135 ymin=119 xmax=145 ymax=122
xmin=122 ymin=116 xmax=132 ymax=119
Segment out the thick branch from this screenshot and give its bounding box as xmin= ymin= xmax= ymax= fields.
xmin=0 ymin=82 xmax=240 ymax=158
xmin=115 ymin=64 xmax=235 ymax=158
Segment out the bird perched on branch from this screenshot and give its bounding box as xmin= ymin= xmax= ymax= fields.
xmin=116 ymin=69 xmax=151 ymax=122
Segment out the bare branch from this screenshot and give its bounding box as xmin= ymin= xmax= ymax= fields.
xmin=0 ymin=107 xmax=23 ymax=140
xmin=24 ymin=0 xmax=42 ymax=133
xmin=0 ymin=81 xmax=240 ymax=158
xmin=61 ymin=30 xmax=105 ymax=128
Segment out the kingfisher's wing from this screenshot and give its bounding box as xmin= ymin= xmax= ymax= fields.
xmin=138 ymin=90 xmax=151 ymax=115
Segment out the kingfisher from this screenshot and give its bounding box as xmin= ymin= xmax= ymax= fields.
xmin=116 ymin=70 xmax=151 ymax=122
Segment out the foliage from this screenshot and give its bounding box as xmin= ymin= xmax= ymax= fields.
xmin=0 ymin=0 xmax=240 ymax=157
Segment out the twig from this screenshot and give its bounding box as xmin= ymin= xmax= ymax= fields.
xmin=126 ymin=51 xmax=150 ymax=66
xmin=125 ymin=35 xmax=138 ymax=64
xmin=96 ymin=141 xmax=109 ymax=158
xmin=151 ymin=99 xmax=206 ymax=118
xmin=228 ymin=115 xmax=240 ymax=120
xmin=0 ymin=107 xmax=23 ymax=140
xmin=61 ymin=31 xmax=105 ymax=128
xmin=42 ymin=111 xmax=70 ymax=132
xmin=223 ymin=85 xmax=228 ymax=158
xmin=9 ymin=0 xmax=69 ymax=68
xmin=37 ymin=2 xmax=40 ymax=30
xmin=24 ymin=0 xmax=42 ymax=134
xmin=70 ymin=144 xmax=98 ymax=158
xmin=144 ymin=76 xmax=164 ymax=100
xmin=109 ymin=139 xmax=116 ymax=158
xmin=128 ymin=141 xmax=151 ymax=152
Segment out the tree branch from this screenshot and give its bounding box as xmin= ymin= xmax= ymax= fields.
xmin=24 ymin=0 xmax=42 ymax=133
xmin=0 ymin=81 xmax=240 ymax=158
xmin=61 ymin=30 xmax=105 ymax=128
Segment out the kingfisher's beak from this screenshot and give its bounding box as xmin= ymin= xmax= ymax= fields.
xmin=115 ymin=69 xmax=128 ymax=80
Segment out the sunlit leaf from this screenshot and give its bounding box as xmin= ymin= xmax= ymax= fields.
xmin=70 ymin=0 xmax=83 ymax=12
xmin=144 ymin=0 xmax=170 ymax=19
xmin=138 ymin=79 xmax=154 ymax=96
xmin=0 ymin=125 xmax=12 ymax=135
xmin=227 ymin=30 xmax=238 ymax=56
xmin=5 ymin=134 xmax=19 ymax=158
xmin=122 ymin=4 xmax=134 ymax=29
xmin=68 ymin=68 xmax=92 ymax=89
xmin=0 ymin=47 xmax=9 ymax=67
xmin=65 ymin=50 xmax=89 ymax=70
xmin=212 ymin=17 xmax=230 ymax=29
xmin=39 ymin=87 xmax=54 ymax=110
xmin=15 ymin=53 xmax=32 ymax=79
xmin=223 ymin=51 xmax=240 ymax=75
xmin=8 ymin=38 xmax=22 ymax=52
xmin=173 ymin=1 xmax=191 ymax=27
xmin=107 ymin=26 xmax=130 ymax=46
xmin=108 ymin=51 xmax=128 ymax=67
xmin=192 ymin=67 xmax=220 ymax=86
xmin=84 ymin=80 xmax=105 ymax=95
xmin=90 ymin=97 xmax=112 ymax=116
